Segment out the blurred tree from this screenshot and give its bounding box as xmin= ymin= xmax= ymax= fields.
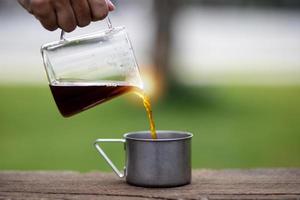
xmin=152 ymin=0 xmax=300 ymax=100
xmin=153 ymin=0 xmax=180 ymax=98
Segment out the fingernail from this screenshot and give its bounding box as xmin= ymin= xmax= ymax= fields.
xmin=107 ymin=0 xmax=115 ymax=11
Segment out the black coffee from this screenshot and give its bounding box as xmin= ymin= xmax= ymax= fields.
xmin=50 ymin=83 xmax=134 ymax=117
xmin=49 ymin=82 xmax=157 ymax=138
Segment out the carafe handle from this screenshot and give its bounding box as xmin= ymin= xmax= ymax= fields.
xmin=94 ymin=138 xmax=126 ymax=178
xmin=60 ymin=16 xmax=113 ymax=41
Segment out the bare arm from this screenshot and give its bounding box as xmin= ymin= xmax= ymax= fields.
xmin=18 ymin=0 xmax=115 ymax=32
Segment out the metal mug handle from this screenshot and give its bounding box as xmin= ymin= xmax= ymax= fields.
xmin=94 ymin=138 xmax=126 ymax=178
xmin=60 ymin=17 xmax=113 ymax=41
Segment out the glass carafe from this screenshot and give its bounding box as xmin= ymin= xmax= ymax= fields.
xmin=41 ymin=19 xmax=143 ymax=117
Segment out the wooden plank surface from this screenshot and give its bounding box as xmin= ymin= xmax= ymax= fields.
xmin=0 ymin=169 xmax=300 ymax=200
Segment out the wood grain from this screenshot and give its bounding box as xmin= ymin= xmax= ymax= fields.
xmin=1 ymin=169 xmax=300 ymax=200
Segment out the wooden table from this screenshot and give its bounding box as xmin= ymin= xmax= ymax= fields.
xmin=1 ymin=169 xmax=299 ymax=199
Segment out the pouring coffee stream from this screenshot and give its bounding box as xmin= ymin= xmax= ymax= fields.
xmin=134 ymin=89 xmax=157 ymax=139
xmin=43 ymin=17 xmax=158 ymax=139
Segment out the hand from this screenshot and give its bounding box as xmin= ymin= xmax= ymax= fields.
xmin=18 ymin=0 xmax=115 ymax=32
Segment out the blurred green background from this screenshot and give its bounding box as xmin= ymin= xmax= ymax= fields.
xmin=1 ymin=85 xmax=300 ymax=171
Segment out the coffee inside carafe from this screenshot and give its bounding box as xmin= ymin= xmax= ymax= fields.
xmin=50 ymin=81 xmax=157 ymax=139
xmin=50 ymin=82 xmax=134 ymax=117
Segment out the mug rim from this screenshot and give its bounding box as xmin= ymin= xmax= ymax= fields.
xmin=123 ymin=130 xmax=193 ymax=142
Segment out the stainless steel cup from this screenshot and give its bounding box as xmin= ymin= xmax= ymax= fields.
xmin=94 ymin=130 xmax=193 ymax=187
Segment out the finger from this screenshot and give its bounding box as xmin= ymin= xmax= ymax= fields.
xmin=37 ymin=11 xmax=58 ymax=31
xmin=107 ymin=0 xmax=115 ymax=11
xmin=70 ymin=0 xmax=91 ymax=27
xmin=53 ymin=0 xmax=77 ymax=32
xmin=30 ymin=0 xmax=58 ymax=31
xmin=87 ymin=0 xmax=109 ymax=21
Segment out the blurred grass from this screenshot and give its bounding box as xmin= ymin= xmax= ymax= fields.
xmin=0 ymin=85 xmax=300 ymax=171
